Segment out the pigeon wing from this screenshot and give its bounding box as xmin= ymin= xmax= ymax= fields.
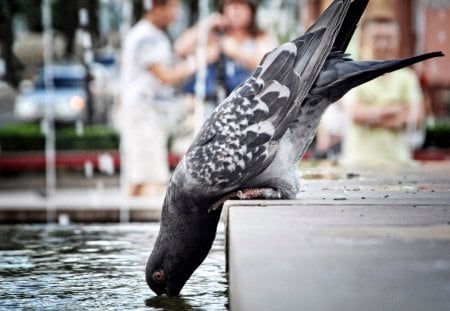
xmin=274 ymin=0 xmax=352 ymax=131
xmin=184 ymin=0 xmax=355 ymax=194
xmin=332 ymin=0 xmax=368 ymax=52
xmin=184 ymin=51 xmax=292 ymax=193
xmin=184 ymin=32 xmax=323 ymax=193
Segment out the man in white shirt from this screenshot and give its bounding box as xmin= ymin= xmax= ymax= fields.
xmin=121 ymin=0 xmax=196 ymax=197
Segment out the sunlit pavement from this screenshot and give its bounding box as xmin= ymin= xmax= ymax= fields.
xmin=227 ymin=161 xmax=450 ymax=311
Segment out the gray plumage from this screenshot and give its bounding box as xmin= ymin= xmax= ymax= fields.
xmin=146 ymin=0 xmax=444 ymax=296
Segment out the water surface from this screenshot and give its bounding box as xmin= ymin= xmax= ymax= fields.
xmin=0 ymin=223 xmax=228 ymax=310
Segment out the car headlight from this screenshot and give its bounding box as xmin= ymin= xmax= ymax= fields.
xmin=14 ymin=98 xmax=38 ymax=117
xmin=69 ymin=96 xmax=85 ymax=111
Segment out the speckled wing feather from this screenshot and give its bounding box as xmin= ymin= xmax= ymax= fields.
xmin=185 ymin=45 xmax=295 ymax=192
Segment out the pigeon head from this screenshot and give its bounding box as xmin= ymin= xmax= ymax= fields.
xmin=146 ymin=183 xmax=222 ymax=296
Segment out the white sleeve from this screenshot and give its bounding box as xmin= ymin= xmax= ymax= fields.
xmin=137 ymin=36 xmax=167 ymax=68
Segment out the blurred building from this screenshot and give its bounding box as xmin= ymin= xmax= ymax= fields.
xmin=303 ymin=0 xmax=450 ymax=119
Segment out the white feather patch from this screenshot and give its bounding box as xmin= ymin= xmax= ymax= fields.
xmin=245 ymin=121 xmax=275 ymax=136
xmin=260 ymin=42 xmax=297 ymax=71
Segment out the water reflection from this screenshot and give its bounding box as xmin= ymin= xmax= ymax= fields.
xmin=0 ymin=223 xmax=228 ymax=310
xmin=145 ymin=296 xmax=196 ymax=310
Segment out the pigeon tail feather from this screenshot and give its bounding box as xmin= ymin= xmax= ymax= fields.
xmin=328 ymin=51 xmax=445 ymax=94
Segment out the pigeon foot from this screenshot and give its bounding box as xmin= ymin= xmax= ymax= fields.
xmin=208 ymin=187 xmax=282 ymax=213
xmin=236 ymin=188 xmax=283 ymax=200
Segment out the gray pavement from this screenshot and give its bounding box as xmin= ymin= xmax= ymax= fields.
xmin=227 ymin=161 xmax=450 ymax=311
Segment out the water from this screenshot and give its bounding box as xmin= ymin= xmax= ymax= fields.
xmin=0 ymin=223 xmax=228 ymax=310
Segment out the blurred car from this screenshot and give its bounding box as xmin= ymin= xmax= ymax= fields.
xmin=14 ymin=62 xmax=117 ymax=124
xmin=14 ymin=64 xmax=88 ymax=122
xmin=0 ymin=81 xmax=17 ymax=126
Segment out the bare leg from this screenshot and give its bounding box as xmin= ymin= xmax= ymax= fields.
xmin=129 ymin=184 xmax=144 ymax=197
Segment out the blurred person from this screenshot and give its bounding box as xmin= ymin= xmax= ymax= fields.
xmin=340 ymin=16 xmax=425 ymax=168
xmin=174 ymin=0 xmax=277 ymax=115
xmin=120 ymin=0 xmax=197 ymax=197
xmin=313 ymin=102 xmax=345 ymax=161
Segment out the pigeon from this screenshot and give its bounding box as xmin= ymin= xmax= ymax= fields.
xmin=146 ymin=0 xmax=444 ymax=296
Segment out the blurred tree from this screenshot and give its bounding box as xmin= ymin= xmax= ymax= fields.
xmin=82 ymin=0 xmax=100 ymax=48
xmin=53 ymin=0 xmax=78 ymax=58
xmin=185 ymin=0 xmax=221 ymax=25
xmin=187 ymin=0 xmax=199 ymax=25
xmin=19 ymin=0 xmax=43 ymax=31
xmin=132 ymin=0 xmax=144 ymax=24
xmin=0 ymin=0 xmax=21 ymax=87
xmin=52 ymin=0 xmax=99 ymax=59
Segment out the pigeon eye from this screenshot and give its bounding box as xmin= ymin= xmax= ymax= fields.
xmin=152 ymin=270 xmax=165 ymax=283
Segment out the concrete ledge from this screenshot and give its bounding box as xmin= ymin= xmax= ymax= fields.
xmin=0 ymin=188 xmax=162 ymax=223
xmin=226 ymin=163 xmax=450 ymax=311
xmin=227 ymin=202 xmax=450 ymax=311
xmin=0 ymin=208 xmax=161 ymax=223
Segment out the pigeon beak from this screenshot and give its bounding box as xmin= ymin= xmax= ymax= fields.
xmin=153 ymin=287 xmax=167 ymax=296
xmin=164 ymin=282 xmax=183 ymax=297
xmin=165 ymin=287 xmax=180 ymax=297
xmin=152 ymin=285 xmax=178 ymax=297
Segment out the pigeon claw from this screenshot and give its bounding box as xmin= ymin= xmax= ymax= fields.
xmin=209 ymin=188 xmax=283 ymax=213
xmin=237 ymin=188 xmax=283 ymax=200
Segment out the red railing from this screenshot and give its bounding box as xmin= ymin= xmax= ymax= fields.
xmin=0 ymin=149 xmax=448 ymax=172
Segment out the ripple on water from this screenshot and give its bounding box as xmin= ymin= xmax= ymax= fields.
xmin=0 ymin=223 xmax=228 ymax=310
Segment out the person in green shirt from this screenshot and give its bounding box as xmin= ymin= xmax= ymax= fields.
xmin=340 ymin=16 xmax=425 ymax=168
